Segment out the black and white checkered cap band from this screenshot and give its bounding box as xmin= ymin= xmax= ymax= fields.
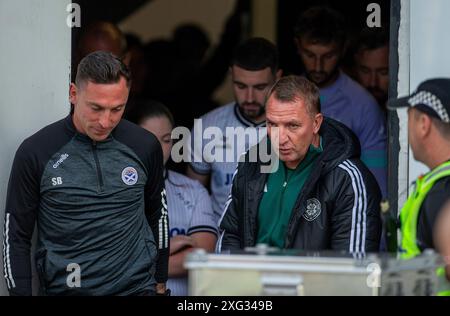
xmin=408 ymin=91 xmax=450 ymax=123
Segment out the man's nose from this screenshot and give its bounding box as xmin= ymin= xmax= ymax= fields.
xmin=98 ymin=111 xmax=111 ymax=128
xmin=278 ymin=127 xmax=289 ymax=145
xmin=269 ymin=126 xmax=288 ymax=148
xmin=246 ymin=88 xmax=254 ymax=103
xmin=369 ymin=72 xmax=378 ymax=88
xmin=315 ymin=58 xmax=323 ymax=72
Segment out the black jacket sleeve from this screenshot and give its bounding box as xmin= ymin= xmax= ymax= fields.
xmin=218 ymin=162 xmax=244 ymax=252
xmin=144 ymin=141 xmax=169 ymax=284
xmin=3 ymin=141 xmax=40 ymax=296
xmin=330 ymin=159 xmax=381 ymax=253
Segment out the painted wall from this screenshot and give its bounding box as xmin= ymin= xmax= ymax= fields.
xmin=0 ymin=0 xmax=71 ymax=295
xmin=408 ymin=0 xmax=450 ymax=182
xmin=393 ymin=0 xmax=410 ymax=212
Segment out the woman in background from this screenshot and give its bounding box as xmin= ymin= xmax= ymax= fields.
xmin=132 ymin=100 xmax=218 ymax=296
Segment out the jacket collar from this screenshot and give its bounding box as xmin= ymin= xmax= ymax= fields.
xmin=234 ymin=103 xmax=266 ymax=128
xmin=64 ymin=114 xmax=114 ymax=144
xmin=319 ymin=117 xmax=360 ymax=173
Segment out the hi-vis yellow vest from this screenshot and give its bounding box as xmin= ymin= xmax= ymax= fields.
xmin=399 ymin=161 xmax=450 ymax=296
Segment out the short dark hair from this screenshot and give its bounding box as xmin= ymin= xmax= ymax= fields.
xmin=130 ymin=99 xmax=175 ymax=128
xmin=267 ymin=76 xmax=321 ymax=115
xmin=294 ymin=6 xmax=346 ymax=47
xmin=75 ymin=51 xmax=131 ymax=88
xmin=231 ymin=37 xmax=279 ymax=75
xmin=413 ymin=108 xmax=450 ymax=140
xmin=355 ymin=27 xmax=389 ymax=52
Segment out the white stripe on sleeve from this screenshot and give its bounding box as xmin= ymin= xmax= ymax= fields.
xmin=345 ymin=160 xmax=367 ymax=253
xmin=3 ymin=213 xmax=16 ymax=288
xmin=338 ymin=160 xmax=367 ymax=254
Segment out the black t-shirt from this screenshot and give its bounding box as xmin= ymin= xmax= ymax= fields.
xmin=417 ymin=176 xmax=450 ymax=251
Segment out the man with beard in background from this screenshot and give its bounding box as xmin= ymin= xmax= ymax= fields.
xmin=187 ymin=37 xmax=281 ymax=223
xmin=294 ymin=6 xmax=387 ymax=198
xmin=352 ymin=27 xmax=390 ymax=112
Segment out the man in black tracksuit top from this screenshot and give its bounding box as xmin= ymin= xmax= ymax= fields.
xmin=3 ymin=52 xmax=169 ymax=295
xmin=218 ymin=76 xmax=381 ymax=253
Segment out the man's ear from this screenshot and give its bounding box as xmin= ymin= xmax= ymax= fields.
xmin=313 ymin=113 xmax=323 ymax=134
xmin=419 ymin=113 xmax=433 ymax=138
xmin=69 ymin=83 xmax=77 ymax=105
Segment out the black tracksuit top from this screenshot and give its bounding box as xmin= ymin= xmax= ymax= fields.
xmin=3 ymin=115 xmax=169 ymax=295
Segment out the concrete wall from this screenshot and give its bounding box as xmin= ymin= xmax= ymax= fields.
xmin=393 ymin=0 xmax=410 ymax=212
xmin=407 ymin=0 xmax=450 ymax=181
xmin=393 ymin=0 xmax=450 ymax=198
xmin=0 ymin=0 xmax=71 ymax=295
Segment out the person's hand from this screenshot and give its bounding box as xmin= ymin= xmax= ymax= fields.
xmin=170 ymin=235 xmax=195 ymax=255
xmin=155 ymin=283 xmax=170 ymax=296
xmin=434 ymin=200 xmax=450 ymax=281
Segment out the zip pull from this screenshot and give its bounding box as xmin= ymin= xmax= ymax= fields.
xmin=91 ymin=141 xmax=104 ymax=191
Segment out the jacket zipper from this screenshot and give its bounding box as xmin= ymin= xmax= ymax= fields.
xmin=92 ymin=141 xmax=104 ymax=191
xmin=285 ymin=161 xmax=324 ymax=248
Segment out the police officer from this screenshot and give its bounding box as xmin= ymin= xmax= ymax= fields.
xmin=388 ymin=78 xmax=450 ymax=295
